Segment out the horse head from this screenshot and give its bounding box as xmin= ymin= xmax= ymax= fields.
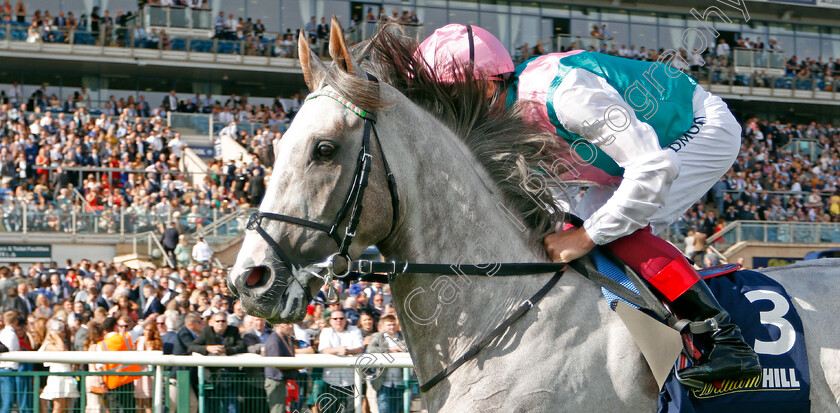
xmin=228 ymin=18 xmax=396 ymax=323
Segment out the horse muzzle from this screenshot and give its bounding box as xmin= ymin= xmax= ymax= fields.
xmin=229 ymin=260 xmax=308 ymax=323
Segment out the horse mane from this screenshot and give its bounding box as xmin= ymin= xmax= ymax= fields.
xmin=323 ymin=25 xmax=568 ymax=237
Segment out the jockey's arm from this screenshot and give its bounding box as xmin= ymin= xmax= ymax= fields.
xmin=551 ymin=69 xmax=680 ymax=246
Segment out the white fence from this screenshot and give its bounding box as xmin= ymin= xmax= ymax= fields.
xmin=0 ymin=351 xmax=416 ymax=413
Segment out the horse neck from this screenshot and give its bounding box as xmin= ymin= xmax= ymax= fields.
xmin=374 ymin=97 xmax=542 ymax=264
xmin=373 ymin=95 xmax=552 ymax=383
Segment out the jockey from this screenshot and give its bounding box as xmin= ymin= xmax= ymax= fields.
xmin=417 ymin=24 xmax=761 ymax=388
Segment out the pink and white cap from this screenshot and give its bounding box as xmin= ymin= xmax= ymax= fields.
xmin=416 ymin=24 xmax=514 ymax=82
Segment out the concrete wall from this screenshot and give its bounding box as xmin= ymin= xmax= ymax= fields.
xmin=725 ymin=242 xmax=840 ymax=268
xmin=220 ymin=135 xmax=253 ymax=165
xmin=52 ymin=244 xmax=117 ymax=265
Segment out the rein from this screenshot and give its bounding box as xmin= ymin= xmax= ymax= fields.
xmin=245 ymin=77 xmax=708 ymax=395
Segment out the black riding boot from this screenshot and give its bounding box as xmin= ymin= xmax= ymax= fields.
xmin=670 ymin=281 xmax=762 ymax=389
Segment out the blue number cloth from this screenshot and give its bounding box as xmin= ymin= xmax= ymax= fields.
xmin=658 ymin=269 xmax=811 ymax=413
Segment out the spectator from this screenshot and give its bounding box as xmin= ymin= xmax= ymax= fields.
xmin=141 ymin=284 xmax=164 ymax=319
xmin=0 ymin=269 xmax=16 ymax=311
xmin=161 ymin=220 xmax=180 ymax=267
xmin=0 ymin=310 xmax=20 ymax=413
xmin=264 ymin=323 xmax=298 ymax=413
xmin=83 ymin=322 xmax=106 ymax=413
xmin=243 ymin=315 xmax=270 ymax=353
xmin=191 ymin=236 xmax=214 ymax=268
xmin=169 ymin=312 xmax=202 ymax=413
xmin=2 ymin=286 xmax=26 ymax=316
xmin=96 ymin=316 xmax=142 ymax=412
xmin=716 ymin=38 xmax=731 ymax=58
xmin=12 ymin=314 xmax=32 ymax=413
xmin=227 ymin=300 xmax=244 ymax=328
xmin=39 ymin=319 xmax=80 ymax=412
xmin=318 ymin=309 xmax=363 ymax=413
xmin=134 ymin=322 xmax=162 ymax=413
xmin=358 ymin=311 xmax=377 ymax=347
xmin=366 ymin=315 xmax=406 ymax=413
xmin=188 ymin=312 xmax=246 ymax=413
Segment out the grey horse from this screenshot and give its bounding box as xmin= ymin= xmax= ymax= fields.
xmin=228 ymin=21 xmax=840 ymax=411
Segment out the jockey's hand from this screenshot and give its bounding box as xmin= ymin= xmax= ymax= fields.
xmin=544 ymin=226 xmax=596 ymax=263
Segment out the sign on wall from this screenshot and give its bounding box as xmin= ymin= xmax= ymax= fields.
xmin=0 ymin=244 xmax=51 ymax=261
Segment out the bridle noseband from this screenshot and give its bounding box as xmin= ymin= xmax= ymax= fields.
xmin=245 ymin=74 xmax=400 ymax=299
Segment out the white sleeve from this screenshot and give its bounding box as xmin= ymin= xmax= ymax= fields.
xmin=350 ymin=327 xmax=363 ymax=349
xmin=317 ymin=328 xmax=332 ymax=352
xmin=551 ymin=69 xmax=681 ymax=245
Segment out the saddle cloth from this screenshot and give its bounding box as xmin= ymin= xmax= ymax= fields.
xmin=591 ymin=253 xmax=811 ymax=412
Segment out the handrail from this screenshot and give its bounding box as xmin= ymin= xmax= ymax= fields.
xmin=706 ymin=220 xmax=739 ymax=244
xmin=198 ymin=207 xmax=254 ymax=237
xmin=71 ymin=186 xmax=95 ymax=212
xmin=130 ymin=229 xmax=175 ymax=268
xmin=0 ymin=351 xmax=414 ymax=368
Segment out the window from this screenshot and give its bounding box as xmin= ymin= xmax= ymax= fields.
xmin=540 ymin=3 xmax=568 ymax=18
xmin=281 ymin=0 xmax=305 ymax=33
xmin=480 ymin=11 xmax=509 ymax=49
xmin=248 ymin=0 xmax=281 ymax=33
xmin=449 ymin=8 xmax=479 ymax=26
xmin=416 ymin=7 xmax=446 ymax=33
xmin=511 ymin=14 xmax=538 ymax=51
xmin=510 ymin=1 xmax=539 ymax=15
xmin=630 ymin=24 xmax=657 ymax=51
xmin=450 ymin=0 xmax=479 ymax=10
xmin=481 ymin=0 xmax=509 ymax=12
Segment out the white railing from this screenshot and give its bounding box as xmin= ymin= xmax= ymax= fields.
xmin=0 ymin=351 xmax=415 ymax=413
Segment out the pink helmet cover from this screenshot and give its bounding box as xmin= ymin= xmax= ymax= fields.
xmin=417 ymin=24 xmax=515 ymax=82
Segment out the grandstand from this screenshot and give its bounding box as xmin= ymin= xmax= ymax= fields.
xmin=0 ymin=0 xmax=839 ymax=412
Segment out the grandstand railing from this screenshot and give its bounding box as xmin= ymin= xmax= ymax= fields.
xmin=706 ymin=220 xmax=840 ymax=251
xmin=0 ymin=351 xmax=418 ymax=413
xmin=732 ymin=48 xmax=786 ymax=75
xmin=140 ymin=4 xmax=213 ymax=31
xmin=0 ymin=201 xmax=231 ymax=237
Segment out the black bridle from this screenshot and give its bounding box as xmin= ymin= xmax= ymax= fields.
xmin=245 ymin=75 xmax=399 ymax=300
xmin=242 ymin=76 xmax=707 ymax=395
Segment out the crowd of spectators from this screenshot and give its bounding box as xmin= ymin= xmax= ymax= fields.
xmin=0 ymin=83 xmax=276 ymax=235
xmin=0 ymin=257 xmax=407 ymax=413
xmin=668 ymin=118 xmax=840 ymax=263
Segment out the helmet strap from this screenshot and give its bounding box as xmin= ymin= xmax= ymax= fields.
xmin=466 ymin=24 xmax=475 ymax=64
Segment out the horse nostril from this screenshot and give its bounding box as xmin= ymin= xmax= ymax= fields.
xmin=246 ymin=266 xmax=270 ymax=288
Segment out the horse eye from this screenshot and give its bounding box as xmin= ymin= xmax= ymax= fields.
xmin=316 ymin=142 xmax=336 ymax=158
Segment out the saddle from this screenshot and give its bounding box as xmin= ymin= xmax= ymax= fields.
xmin=581 ymin=249 xmax=811 ymax=412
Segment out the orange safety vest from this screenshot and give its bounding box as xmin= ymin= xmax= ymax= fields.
xmin=98 ymin=333 xmax=142 ymax=390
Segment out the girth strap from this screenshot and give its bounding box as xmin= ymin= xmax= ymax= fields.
xmin=417 ymin=269 xmax=566 ymax=393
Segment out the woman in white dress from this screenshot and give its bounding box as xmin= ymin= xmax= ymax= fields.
xmin=39 ymin=319 xmax=80 ymax=413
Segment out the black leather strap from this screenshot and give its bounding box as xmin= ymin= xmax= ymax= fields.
xmin=417 ymin=269 xmax=565 ymax=393
xmin=466 ymin=24 xmax=475 ymax=64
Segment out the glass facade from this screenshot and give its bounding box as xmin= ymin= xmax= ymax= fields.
xmin=16 ymin=0 xmax=840 ymax=59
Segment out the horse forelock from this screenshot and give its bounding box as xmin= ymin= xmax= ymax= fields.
xmin=323 ymin=24 xmax=570 ymax=238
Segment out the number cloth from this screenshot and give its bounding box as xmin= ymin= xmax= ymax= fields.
xmin=658 ymin=269 xmax=810 ymax=412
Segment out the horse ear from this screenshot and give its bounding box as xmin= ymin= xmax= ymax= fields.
xmin=328 ymin=16 xmax=358 ymax=75
xmin=299 ymin=30 xmax=326 ymax=92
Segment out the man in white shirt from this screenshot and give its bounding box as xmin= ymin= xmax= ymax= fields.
xmin=318 ymin=310 xmax=364 ymax=413
xmin=191 ymin=236 xmax=214 ymax=267
xmin=167 ymin=132 xmax=187 ymax=159
xmin=0 ymin=311 xmax=21 ymax=412
xmin=716 ymin=38 xmax=731 ymax=58
xmin=8 ymin=82 xmax=22 ymax=107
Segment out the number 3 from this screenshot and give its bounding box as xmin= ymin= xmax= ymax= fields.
xmin=744 ymin=290 xmax=796 ymax=355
